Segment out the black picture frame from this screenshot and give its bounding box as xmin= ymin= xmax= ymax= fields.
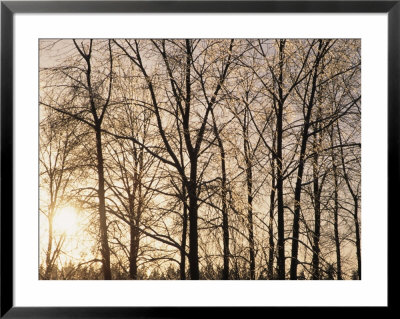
xmin=0 ymin=1 xmax=394 ymax=317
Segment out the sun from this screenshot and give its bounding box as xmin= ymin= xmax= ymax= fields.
xmin=53 ymin=206 xmax=80 ymax=235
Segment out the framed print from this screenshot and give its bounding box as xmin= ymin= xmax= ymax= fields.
xmin=1 ymin=1 xmax=395 ymax=317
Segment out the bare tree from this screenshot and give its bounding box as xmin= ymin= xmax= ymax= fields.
xmin=40 ymin=39 xmax=114 ymax=279
xmin=39 ymin=109 xmax=79 ymax=279
xmin=112 ymin=39 xmax=235 ymax=279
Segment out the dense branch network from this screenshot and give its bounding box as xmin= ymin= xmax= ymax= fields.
xmin=39 ymin=39 xmax=361 ymax=280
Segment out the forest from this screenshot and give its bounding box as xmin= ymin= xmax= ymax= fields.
xmin=39 ymin=39 xmax=361 ymax=280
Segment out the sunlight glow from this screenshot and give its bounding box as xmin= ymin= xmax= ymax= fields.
xmin=53 ymin=206 xmax=80 ymax=236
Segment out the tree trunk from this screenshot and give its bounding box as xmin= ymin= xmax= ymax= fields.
xmin=128 ymin=145 xmax=144 ymax=280
xmin=268 ymin=168 xmax=276 ymax=280
xmin=243 ymin=107 xmax=255 ymax=280
xmin=311 ymin=135 xmax=321 ymax=280
xmin=187 ymin=170 xmax=199 ymax=280
xmin=129 ymin=224 xmax=139 ymax=279
xmin=333 ymin=162 xmax=343 ymax=280
xmin=290 ymin=40 xmax=323 ymax=280
xmin=44 ymin=212 xmax=54 ymax=280
xmin=354 ymin=199 xmax=361 ymax=279
xmin=337 ymin=121 xmax=361 ymax=280
xmin=246 ymin=161 xmax=255 ymax=280
xmin=330 ymin=128 xmax=343 ymax=280
xmin=211 ymin=109 xmax=230 ymax=280
xmin=95 ymin=128 xmax=112 ymax=280
xmin=268 ymin=136 xmax=276 ymax=280
xmin=220 ymin=140 xmax=230 ymax=280
xmin=276 ymin=40 xmax=286 ymax=280
xmin=180 ymin=184 xmax=188 ymax=280
xmin=289 ymin=135 xmax=308 ymax=280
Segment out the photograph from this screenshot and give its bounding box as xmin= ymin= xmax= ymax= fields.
xmin=39 ymin=38 xmax=361 ymax=281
